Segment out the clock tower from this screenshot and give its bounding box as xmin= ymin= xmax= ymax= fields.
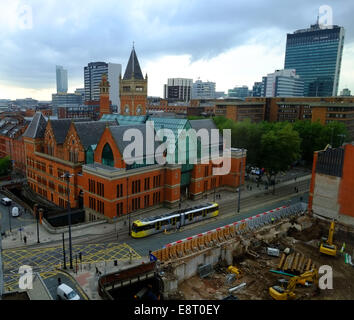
xmin=120 ymin=46 xmax=147 ymax=116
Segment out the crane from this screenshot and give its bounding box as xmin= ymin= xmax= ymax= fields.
xmin=269 ymin=269 xmax=319 ymax=300
xmin=319 ymin=220 xmax=337 ymax=256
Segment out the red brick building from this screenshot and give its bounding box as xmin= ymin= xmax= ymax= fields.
xmin=0 ymin=112 xmax=29 ymax=174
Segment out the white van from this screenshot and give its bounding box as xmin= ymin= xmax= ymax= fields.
xmin=11 ymin=207 xmax=20 ymax=217
xmin=57 ymin=283 xmax=80 ymax=300
xmin=1 ymin=197 xmax=12 ymax=206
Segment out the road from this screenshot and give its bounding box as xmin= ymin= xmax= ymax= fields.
xmin=0 ymin=192 xmax=36 ymax=235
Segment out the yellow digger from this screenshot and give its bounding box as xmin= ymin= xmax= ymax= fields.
xmin=269 ymin=269 xmax=319 ymax=300
xmin=319 ymin=220 xmax=337 ymax=256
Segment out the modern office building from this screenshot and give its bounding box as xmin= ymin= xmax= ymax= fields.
xmin=164 ymin=78 xmax=193 ymax=102
xmin=252 ymin=82 xmax=263 ymax=97
xmin=192 ymin=80 xmax=216 ymax=99
xmin=340 ymin=88 xmax=351 ymax=96
xmin=52 ymin=93 xmax=83 ymax=107
xmin=84 ymin=62 xmax=122 ymax=110
xmin=228 ymin=86 xmax=249 ymax=99
xmin=263 ymin=69 xmax=304 ymax=97
xmin=56 ymin=65 xmax=68 ymax=94
xmin=75 ymin=88 xmax=85 ymax=100
xmin=284 ymin=22 xmax=345 ymax=97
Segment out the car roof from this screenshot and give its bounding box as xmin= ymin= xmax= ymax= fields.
xmin=2 ymin=197 xmax=11 ymax=201
xmin=58 ymin=283 xmax=74 ymax=293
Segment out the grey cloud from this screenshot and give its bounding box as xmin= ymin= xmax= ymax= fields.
xmin=0 ymin=0 xmax=353 ymax=90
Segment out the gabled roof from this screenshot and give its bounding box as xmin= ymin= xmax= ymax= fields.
xmin=108 ymin=124 xmax=161 ymax=161
xmin=74 ymin=121 xmax=116 ymax=149
xmin=23 ymin=112 xmax=47 ymax=139
xmin=49 ymin=119 xmax=72 ymax=144
xmin=123 ymin=48 xmax=144 ymax=80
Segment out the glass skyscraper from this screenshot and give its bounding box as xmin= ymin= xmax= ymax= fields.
xmin=84 ymin=62 xmax=122 ymax=110
xmin=56 ymin=65 xmax=68 ymax=93
xmin=284 ymin=23 xmax=345 ymax=97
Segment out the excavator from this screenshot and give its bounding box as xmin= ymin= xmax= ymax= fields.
xmin=319 ymin=220 xmax=337 ymax=256
xmin=269 ymin=269 xmax=319 ymax=300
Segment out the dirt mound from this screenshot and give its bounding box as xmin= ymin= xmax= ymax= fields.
xmin=287 ymin=223 xmax=323 ymax=242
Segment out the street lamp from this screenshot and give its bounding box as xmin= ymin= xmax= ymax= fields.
xmin=62 ymin=233 xmax=67 ymax=269
xmin=237 ymin=149 xmax=244 ymax=213
xmin=8 ymin=206 xmax=12 ymax=233
xmin=62 ymin=172 xmax=73 ymax=269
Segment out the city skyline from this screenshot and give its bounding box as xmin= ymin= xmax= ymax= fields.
xmin=0 ymin=0 xmax=353 ymax=100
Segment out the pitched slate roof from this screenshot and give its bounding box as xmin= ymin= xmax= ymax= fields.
xmin=123 ymin=48 xmax=144 ymax=80
xmin=23 ymin=112 xmax=47 ymax=139
xmin=74 ymin=121 xmax=116 ymax=149
xmin=49 ymin=119 xmax=72 ymax=144
xmin=108 ymin=124 xmax=162 ymax=161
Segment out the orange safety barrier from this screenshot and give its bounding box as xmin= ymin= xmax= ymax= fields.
xmin=198 ymin=235 xmax=206 ymax=249
xmin=217 ymin=229 xmax=224 ymax=241
xmin=191 ymin=238 xmax=199 ymax=251
xmin=229 ymin=225 xmax=236 ymax=237
xmin=224 ymin=226 xmax=230 ymax=239
xmin=184 ymin=240 xmax=192 ymax=254
xmin=169 ymin=245 xmax=177 ymax=259
xmin=211 ymin=231 xmax=218 ymax=243
xmin=175 ymin=243 xmax=184 ymax=257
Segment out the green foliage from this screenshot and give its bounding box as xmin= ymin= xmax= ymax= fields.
xmin=0 ymin=156 xmax=12 ymax=176
xmin=213 ymin=116 xmax=349 ymax=167
xmin=293 ymin=120 xmax=348 ymax=163
xmin=260 ymin=123 xmax=301 ymax=181
xmin=187 ymin=115 xmax=208 ymax=120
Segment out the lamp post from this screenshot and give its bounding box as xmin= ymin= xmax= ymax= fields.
xmin=62 ymin=172 xmax=73 ymax=269
xmin=237 ymin=149 xmax=244 ymax=213
xmin=62 ymin=233 xmax=67 ymax=269
xmin=8 ymin=206 xmax=12 ymax=233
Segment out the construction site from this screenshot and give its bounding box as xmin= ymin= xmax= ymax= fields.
xmin=152 ymin=204 xmax=354 ymax=300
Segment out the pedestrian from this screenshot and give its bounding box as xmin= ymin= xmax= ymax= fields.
xmin=95 ymin=267 xmax=99 ymax=275
xmin=271 ymin=217 xmax=275 ymax=224
xmin=300 ymin=196 xmax=303 ymax=202
xmin=58 ymin=277 xmax=61 ymax=286
xmin=23 ymin=235 xmax=27 ymax=244
xmin=250 ymin=186 xmax=252 ymax=191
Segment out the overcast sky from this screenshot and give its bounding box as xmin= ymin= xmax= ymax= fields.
xmin=0 ymin=0 xmax=353 ymax=100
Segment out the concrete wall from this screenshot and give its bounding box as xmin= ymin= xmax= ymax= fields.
xmin=313 ymin=173 xmax=341 ymax=219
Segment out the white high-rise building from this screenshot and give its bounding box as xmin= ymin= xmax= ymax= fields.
xmin=263 ymin=69 xmax=304 ymax=97
xmin=192 ymin=80 xmax=216 ymax=99
xmin=164 ymin=78 xmax=193 ymax=102
xmin=56 ymin=65 xmax=68 ymax=93
xmin=84 ymin=62 xmax=122 ymax=111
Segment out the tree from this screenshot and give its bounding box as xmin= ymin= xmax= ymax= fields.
xmin=260 ymin=123 xmax=301 ymax=194
xmin=293 ymin=120 xmax=349 ymax=164
xmin=322 ymin=121 xmax=349 ymax=148
xmin=0 ymin=156 xmax=12 ymax=176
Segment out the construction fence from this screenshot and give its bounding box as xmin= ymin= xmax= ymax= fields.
xmin=152 ymin=202 xmax=307 ymax=262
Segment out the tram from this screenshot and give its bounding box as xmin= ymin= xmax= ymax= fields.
xmin=131 ymin=202 xmax=219 ymax=238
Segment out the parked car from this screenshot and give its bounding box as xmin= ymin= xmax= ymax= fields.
xmin=11 ymin=207 xmax=20 ymax=217
xmin=57 ymin=284 xmax=80 ymax=300
xmin=1 ymin=197 xmax=12 ymax=206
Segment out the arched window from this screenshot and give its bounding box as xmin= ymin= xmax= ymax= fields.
xmin=102 ymin=143 xmax=114 ymax=167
